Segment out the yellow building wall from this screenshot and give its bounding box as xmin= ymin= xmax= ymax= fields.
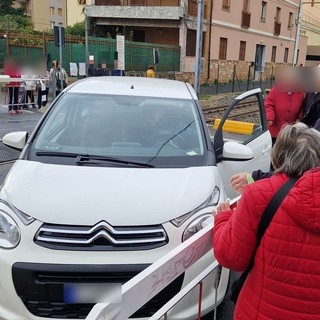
xmin=31 ymin=0 xmax=50 ymax=31
xmin=66 ymin=0 xmax=85 ymax=26
xmin=302 ymin=3 xmax=320 ymax=46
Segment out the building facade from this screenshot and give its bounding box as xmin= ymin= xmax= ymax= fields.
xmin=301 ymin=2 xmax=320 ymax=66
xmin=15 ymin=0 xmax=67 ymax=31
xmin=85 ymin=0 xmax=203 ymax=72
xmin=66 ymin=0 xmax=86 ymax=26
xmin=207 ymin=0 xmax=308 ymax=82
xmin=85 ymin=0 xmax=308 ymax=82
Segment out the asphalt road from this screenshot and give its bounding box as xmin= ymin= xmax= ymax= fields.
xmin=0 ymin=92 xmax=237 ymax=320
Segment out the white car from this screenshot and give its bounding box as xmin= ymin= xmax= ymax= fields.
xmin=0 ymin=77 xmax=271 ymax=320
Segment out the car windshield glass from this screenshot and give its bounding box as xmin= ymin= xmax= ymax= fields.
xmin=31 ymin=93 xmax=206 ymax=167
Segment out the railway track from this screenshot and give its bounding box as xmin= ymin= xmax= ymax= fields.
xmin=203 ymin=101 xmax=260 ymax=124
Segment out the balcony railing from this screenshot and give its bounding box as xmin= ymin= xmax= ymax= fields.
xmin=274 ymin=21 xmax=281 ymax=36
xmin=94 ymin=0 xmax=181 ymax=5
xmin=241 ymin=11 xmax=251 ymax=29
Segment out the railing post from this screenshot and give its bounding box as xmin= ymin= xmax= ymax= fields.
xmin=215 ymin=63 xmax=219 ymax=95
xmin=197 ymin=282 xmax=203 ymax=320
xmin=231 ymin=64 xmax=236 ymax=92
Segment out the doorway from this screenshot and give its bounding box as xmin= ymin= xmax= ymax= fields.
xmin=254 ymin=44 xmax=266 ymax=80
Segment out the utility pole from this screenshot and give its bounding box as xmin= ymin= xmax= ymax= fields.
xmin=85 ymin=10 xmax=89 ymax=77
xmin=292 ymin=0 xmax=303 ymax=66
xmin=194 ymin=0 xmax=204 ymax=98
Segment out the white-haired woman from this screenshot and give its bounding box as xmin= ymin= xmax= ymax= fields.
xmin=213 ymin=123 xmax=320 ymax=320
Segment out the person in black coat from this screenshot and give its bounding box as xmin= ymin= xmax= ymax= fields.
xmin=301 ymin=92 xmax=320 ymax=127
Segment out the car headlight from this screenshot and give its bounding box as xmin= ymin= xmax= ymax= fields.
xmin=0 ymin=199 xmax=35 ymax=225
xmin=0 ymin=210 xmax=21 ymax=249
xmin=171 ymin=186 xmax=220 ymax=227
xmin=182 ymin=214 xmax=213 ymax=242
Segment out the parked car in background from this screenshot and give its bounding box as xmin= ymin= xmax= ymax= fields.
xmin=0 ymin=77 xmax=271 ymax=320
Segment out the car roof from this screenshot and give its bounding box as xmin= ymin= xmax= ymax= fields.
xmin=67 ymin=76 xmax=198 ymax=100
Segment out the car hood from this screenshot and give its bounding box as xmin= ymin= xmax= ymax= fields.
xmin=1 ymin=160 xmax=217 ymax=226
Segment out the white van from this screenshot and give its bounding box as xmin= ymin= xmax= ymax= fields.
xmin=0 ymin=77 xmax=271 ymax=320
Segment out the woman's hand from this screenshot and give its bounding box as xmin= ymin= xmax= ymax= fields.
xmin=230 ymin=173 xmax=249 ymax=194
xmin=213 ymin=201 xmax=231 ymax=218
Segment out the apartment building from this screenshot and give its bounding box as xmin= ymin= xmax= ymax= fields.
xmin=84 ymin=0 xmax=307 ymax=81
xmin=85 ymin=0 xmax=205 ymax=72
xmin=66 ymin=0 xmax=86 ymax=26
xmin=15 ymin=0 xmax=67 ymax=31
xmin=207 ymin=0 xmax=308 ymax=81
xmin=301 ymin=3 xmax=320 ymax=66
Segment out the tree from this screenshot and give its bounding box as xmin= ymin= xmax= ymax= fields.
xmin=65 ymin=22 xmax=85 ymax=37
xmin=0 ymin=14 xmax=33 ymax=31
xmin=0 ymin=0 xmax=24 ymax=16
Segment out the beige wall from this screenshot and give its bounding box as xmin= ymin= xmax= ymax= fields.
xmin=210 ymin=26 xmax=307 ymax=65
xmin=210 ymin=0 xmax=306 ymax=65
xmin=66 ymin=0 xmax=85 ymax=26
xmin=301 ymin=3 xmax=320 ymax=46
xmin=31 ymin=0 xmax=51 ymax=31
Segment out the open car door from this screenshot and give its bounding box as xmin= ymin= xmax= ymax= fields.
xmin=211 ymin=88 xmax=272 ymax=198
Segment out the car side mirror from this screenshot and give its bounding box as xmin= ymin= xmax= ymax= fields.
xmin=2 ymin=131 xmax=28 ymax=150
xmin=219 ymin=141 xmax=254 ymax=161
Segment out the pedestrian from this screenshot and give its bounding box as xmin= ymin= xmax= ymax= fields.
xmin=50 ymin=60 xmax=68 ymax=97
xmin=21 ymin=66 xmax=37 ymax=109
xmin=36 ymin=62 xmax=50 ymax=109
xmin=3 ymin=57 xmax=22 ymax=115
xmin=213 ymin=122 xmax=320 ymax=320
xmin=265 ymin=68 xmax=304 ymax=145
xmin=146 ymin=65 xmax=155 ymax=78
xmin=301 ymin=68 xmax=320 ymax=128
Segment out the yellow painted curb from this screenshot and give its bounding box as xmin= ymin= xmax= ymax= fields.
xmin=214 ymin=119 xmax=254 ymax=135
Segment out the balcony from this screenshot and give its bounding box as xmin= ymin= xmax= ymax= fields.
xmin=86 ymin=0 xmax=184 ymax=20
xmin=274 ymin=21 xmax=281 ymax=36
xmin=241 ymin=11 xmax=251 ymax=29
xmin=94 ymin=0 xmax=180 ymax=6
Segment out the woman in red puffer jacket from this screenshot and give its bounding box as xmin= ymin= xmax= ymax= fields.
xmin=265 ymin=69 xmax=304 ymax=145
xmin=213 ymin=123 xmax=320 ymax=320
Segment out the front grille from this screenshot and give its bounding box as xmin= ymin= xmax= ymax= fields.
xmin=35 ymin=221 xmax=168 ymax=251
xmin=12 ymin=263 xmax=184 ymax=319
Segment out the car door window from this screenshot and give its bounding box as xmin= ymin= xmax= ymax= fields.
xmin=210 ymin=93 xmax=265 ymax=146
xmin=212 ymin=89 xmax=271 ymax=198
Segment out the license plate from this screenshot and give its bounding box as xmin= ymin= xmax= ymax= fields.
xmin=64 ymin=283 xmax=121 ymax=303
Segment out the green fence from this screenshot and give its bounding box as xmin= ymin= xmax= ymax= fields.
xmin=0 ymin=33 xmax=180 ymax=74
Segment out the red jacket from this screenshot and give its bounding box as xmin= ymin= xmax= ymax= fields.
xmin=265 ymin=86 xmax=304 ymax=138
xmin=213 ymin=170 xmax=320 ymax=320
xmin=3 ymin=62 xmax=21 ymax=87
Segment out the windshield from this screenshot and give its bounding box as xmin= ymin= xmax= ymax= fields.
xmin=30 ymin=93 xmax=207 ymax=167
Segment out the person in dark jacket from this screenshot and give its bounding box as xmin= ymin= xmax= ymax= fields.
xmin=213 ymin=123 xmax=320 ymax=320
xmin=301 ymin=92 xmax=320 ymax=127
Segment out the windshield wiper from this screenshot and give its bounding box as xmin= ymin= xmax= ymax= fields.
xmin=36 ymin=151 xmax=81 ymax=157
xmin=36 ymin=151 xmax=155 ymax=168
xmin=75 ymin=155 xmax=155 ymax=168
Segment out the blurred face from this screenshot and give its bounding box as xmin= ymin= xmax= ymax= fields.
xmin=275 ymin=68 xmax=300 ymax=92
